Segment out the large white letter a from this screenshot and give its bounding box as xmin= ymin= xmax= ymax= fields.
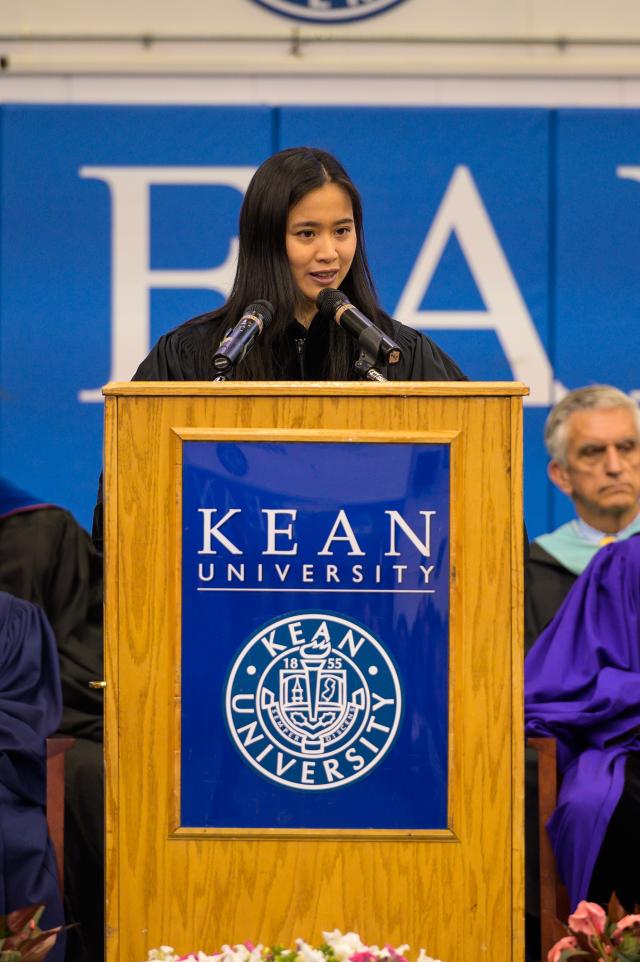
xmin=395 ymin=165 xmax=558 ymax=405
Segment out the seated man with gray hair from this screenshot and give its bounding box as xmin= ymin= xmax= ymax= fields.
xmin=526 ymin=384 xmax=640 ymax=650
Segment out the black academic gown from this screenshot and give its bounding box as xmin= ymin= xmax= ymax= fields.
xmin=132 ymin=310 xmax=466 ymax=382
xmin=524 ymin=542 xmax=578 ymax=653
xmin=0 ymin=505 xmax=104 ymax=962
xmin=92 ymin=311 xmax=466 ymax=549
xmin=0 ymin=507 xmax=103 ymax=739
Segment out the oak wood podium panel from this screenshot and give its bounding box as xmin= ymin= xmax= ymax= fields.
xmin=102 ymin=381 xmax=526 ymax=962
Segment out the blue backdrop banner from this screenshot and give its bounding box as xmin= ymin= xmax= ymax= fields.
xmin=2 ymin=104 xmax=639 ymax=539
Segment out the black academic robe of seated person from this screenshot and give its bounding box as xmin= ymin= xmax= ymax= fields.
xmin=92 ymin=310 xmax=466 ymax=550
xmin=0 ymin=502 xmax=103 ymax=741
xmin=525 ymin=542 xmax=578 ymax=653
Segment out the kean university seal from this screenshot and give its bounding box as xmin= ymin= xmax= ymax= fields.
xmin=249 ymin=0 xmax=409 ymax=25
xmin=225 ymin=612 xmax=402 ymax=790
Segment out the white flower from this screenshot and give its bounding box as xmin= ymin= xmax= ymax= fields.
xmin=295 ymin=939 xmax=326 ymax=962
xmin=145 ymin=934 xmax=446 ymax=962
xmin=217 ymin=944 xmax=253 ymax=962
xmin=380 ymin=947 xmax=409 ymax=961
xmin=322 ymin=930 xmax=367 ymax=960
xmin=417 ymin=950 xmax=444 ymax=962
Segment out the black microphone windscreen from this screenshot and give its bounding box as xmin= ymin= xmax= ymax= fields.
xmin=316 ymin=288 xmax=348 ymax=316
xmin=244 ymin=300 xmax=275 ymax=329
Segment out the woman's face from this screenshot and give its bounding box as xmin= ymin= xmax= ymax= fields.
xmin=285 ymin=181 xmax=357 ymax=327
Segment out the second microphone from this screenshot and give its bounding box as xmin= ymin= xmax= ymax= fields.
xmin=316 ymin=288 xmax=402 ymax=367
xmin=212 ymin=300 xmax=275 ymax=375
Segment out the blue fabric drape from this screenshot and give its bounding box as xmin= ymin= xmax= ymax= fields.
xmin=525 ymin=535 xmax=640 ymax=907
xmin=0 ymin=591 xmax=65 ymax=959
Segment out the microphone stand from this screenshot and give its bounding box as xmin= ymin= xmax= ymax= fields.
xmin=359 ymin=363 xmax=387 ymax=382
xmin=352 ymin=325 xmax=399 ymax=382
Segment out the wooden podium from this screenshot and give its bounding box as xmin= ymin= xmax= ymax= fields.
xmin=103 ymin=380 xmax=527 ymax=962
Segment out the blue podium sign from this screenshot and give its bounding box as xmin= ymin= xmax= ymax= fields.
xmin=181 ymin=438 xmax=451 ymax=831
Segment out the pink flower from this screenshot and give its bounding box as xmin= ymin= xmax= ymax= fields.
xmin=568 ymin=901 xmax=607 ymax=937
xmin=350 ymin=953 xmax=378 ymax=962
xmin=384 ymin=946 xmax=408 ymax=962
xmin=547 ymin=935 xmax=578 ymax=962
xmin=612 ymin=914 xmax=640 ymax=940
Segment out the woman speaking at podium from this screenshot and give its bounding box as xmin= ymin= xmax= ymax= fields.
xmin=93 ymin=146 xmax=465 ymax=548
xmin=132 ymin=146 xmax=466 ymax=384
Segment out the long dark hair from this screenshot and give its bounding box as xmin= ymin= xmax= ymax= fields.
xmin=187 ymin=146 xmax=390 ymax=379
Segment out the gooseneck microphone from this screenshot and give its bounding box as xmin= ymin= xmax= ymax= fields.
xmin=212 ymin=300 xmax=274 ymax=375
xmin=316 ymin=288 xmax=402 ymax=369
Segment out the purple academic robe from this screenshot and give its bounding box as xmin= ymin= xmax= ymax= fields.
xmin=524 ymin=534 xmax=640 ymax=909
xmin=0 ymin=591 xmax=65 ymax=959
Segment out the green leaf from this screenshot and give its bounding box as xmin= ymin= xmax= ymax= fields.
xmin=615 ymin=949 xmax=640 ymax=962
